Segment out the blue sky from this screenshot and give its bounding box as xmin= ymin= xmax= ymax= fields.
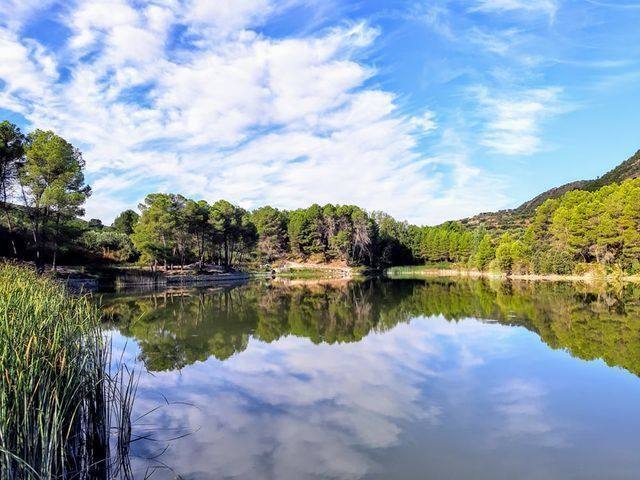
xmin=1 ymin=0 xmax=639 ymax=224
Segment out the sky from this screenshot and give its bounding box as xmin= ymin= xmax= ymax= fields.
xmin=1 ymin=0 xmax=639 ymax=225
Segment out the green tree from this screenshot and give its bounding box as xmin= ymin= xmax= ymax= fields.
xmin=20 ymin=130 xmax=90 ymax=270
xmin=288 ymin=205 xmax=323 ymax=258
xmin=0 ymin=121 xmax=25 ymax=256
xmin=209 ymin=200 xmax=255 ymax=268
xmin=87 ymin=218 xmax=104 ymax=230
xmin=82 ymin=229 xmax=136 ymax=261
xmin=132 ymin=194 xmax=178 ymax=270
xmin=185 ymin=199 xmax=210 ymax=269
xmin=495 ymin=234 xmax=514 ymax=274
xmin=474 ymin=235 xmax=495 ymax=271
xmin=112 ymin=209 xmax=139 ymax=235
xmin=251 ymin=206 xmax=288 ymax=262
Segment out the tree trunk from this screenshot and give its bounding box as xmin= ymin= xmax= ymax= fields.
xmin=52 ymin=213 xmax=60 ymax=272
xmin=224 ymin=238 xmax=229 ymax=269
xmin=1 ymin=203 xmax=18 ymax=256
xmin=162 ymin=234 xmax=168 ymax=271
xmin=199 ymin=230 xmax=205 ymax=270
xmin=31 ymin=217 xmax=43 ymax=273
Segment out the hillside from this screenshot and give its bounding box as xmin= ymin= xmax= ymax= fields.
xmin=461 ymin=149 xmax=640 ymax=233
xmin=586 ymin=149 xmax=640 ymax=191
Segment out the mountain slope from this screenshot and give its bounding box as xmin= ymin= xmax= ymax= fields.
xmin=461 ymin=149 xmax=640 ymax=232
xmin=585 ymin=149 xmax=640 ymax=191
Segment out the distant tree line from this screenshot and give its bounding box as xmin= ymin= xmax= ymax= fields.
xmin=2 ymin=118 xmax=640 ymax=275
xmin=124 ymin=195 xmax=419 ymax=270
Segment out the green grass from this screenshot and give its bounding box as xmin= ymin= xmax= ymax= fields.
xmin=277 ymin=268 xmax=345 ymax=279
xmin=385 ymin=263 xmax=461 ymax=276
xmin=0 ymin=263 xmax=134 ymax=479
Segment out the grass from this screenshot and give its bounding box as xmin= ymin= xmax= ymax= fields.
xmin=385 ymin=263 xmax=462 ymax=276
xmin=0 ymin=263 xmax=135 ymax=479
xmin=277 ymin=268 xmax=346 ymax=279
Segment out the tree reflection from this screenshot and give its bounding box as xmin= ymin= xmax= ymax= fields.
xmin=100 ymin=278 xmax=640 ymax=376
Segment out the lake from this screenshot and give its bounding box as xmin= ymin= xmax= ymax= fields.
xmin=99 ymin=277 xmax=640 ymax=480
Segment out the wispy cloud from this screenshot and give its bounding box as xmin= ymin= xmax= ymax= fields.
xmin=411 ymin=110 xmax=438 ymax=135
xmin=472 ymin=86 xmax=563 ymax=156
xmin=468 ymin=27 xmax=524 ymax=56
xmin=470 ymin=0 xmax=559 ymax=20
xmin=583 ymin=0 xmax=640 ymax=9
xmin=491 ymin=378 xmax=567 ymax=447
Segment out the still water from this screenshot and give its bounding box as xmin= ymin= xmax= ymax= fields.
xmin=100 ymin=278 xmax=640 ymax=480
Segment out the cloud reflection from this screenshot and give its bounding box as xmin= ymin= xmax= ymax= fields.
xmin=117 ymin=316 xmax=517 ymax=479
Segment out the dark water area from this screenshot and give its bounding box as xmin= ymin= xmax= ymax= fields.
xmin=98 ymin=278 xmax=640 ymax=479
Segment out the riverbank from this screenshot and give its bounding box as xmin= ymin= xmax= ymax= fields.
xmin=384 ymin=266 xmax=640 ymax=283
xmin=59 ymin=261 xmax=369 ymax=291
xmin=52 ymin=265 xmax=254 ymax=291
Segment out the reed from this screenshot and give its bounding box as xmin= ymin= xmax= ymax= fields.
xmin=0 ymin=263 xmax=134 ymax=479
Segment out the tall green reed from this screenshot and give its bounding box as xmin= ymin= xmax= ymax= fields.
xmin=0 ymin=264 xmax=134 ymax=479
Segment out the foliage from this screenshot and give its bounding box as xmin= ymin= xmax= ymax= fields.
xmin=131 ymin=194 xmax=257 ymax=270
xmin=20 ymin=129 xmax=91 ymax=269
xmin=82 ymin=229 xmax=137 ymax=262
xmin=208 ymin=199 xmax=257 ymax=267
xmin=525 ymin=179 xmax=640 ymax=274
xmin=419 ymin=178 xmax=640 ymax=276
xmin=109 ymin=178 xmax=640 ymax=274
xmin=474 ymin=234 xmax=495 ymax=271
xmin=463 ymin=149 xmax=640 ymax=232
xmin=0 ymin=121 xmax=25 ymax=256
xmin=250 ymin=206 xmax=288 ymax=261
xmin=112 ymin=209 xmax=139 ymax=235
xmin=0 ymin=264 xmax=134 ymax=479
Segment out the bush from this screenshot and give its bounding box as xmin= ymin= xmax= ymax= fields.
xmin=629 ymin=260 xmax=640 ymax=275
xmin=532 ymin=250 xmax=575 ymax=275
xmin=573 ymin=262 xmax=606 ymax=277
xmin=82 ymin=229 xmax=138 ymax=262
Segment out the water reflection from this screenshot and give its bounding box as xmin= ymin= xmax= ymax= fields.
xmin=100 ymin=278 xmax=640 ymax=479
xmin=102 ymin=278 xmax=640 ymax=377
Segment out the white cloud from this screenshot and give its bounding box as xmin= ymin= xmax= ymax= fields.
xmin=411 ymin=110 xmax=438 ymax=135
xmin=0 ymin=0 xmax=57 ymax=30
xmin=0 ymin=0 xmax=510 ymax=224
xmin=113 ymin=311 xmax=519 ymax=478
xmin=121 ymin=323 xmax=440 ymax=478
xmin=473 ymin=86 xmax=563 ymax=156
xmin=469 ymin=27 xmax=524 ymax=56
xmin=470 ymin=0 xmax=559 ymax=19
xmin=490 ymin=378 xmax=567 ymax=447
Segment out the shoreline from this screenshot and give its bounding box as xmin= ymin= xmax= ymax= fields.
xmin=54 ymin=263 xmax=640 ymax=290
xmin=60 ymin=261 xmax=359 ymax=291
xmin=384 ymin=267 xmax=640 ymax=284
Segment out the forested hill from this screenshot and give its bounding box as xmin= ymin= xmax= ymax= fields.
xmin=463 ymin=149 xmax=640 ymax=233
xmin=518 ymin=149 xmax=640 ymax=213
xmin=587 ymin=149 xmax=640 ymax=191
